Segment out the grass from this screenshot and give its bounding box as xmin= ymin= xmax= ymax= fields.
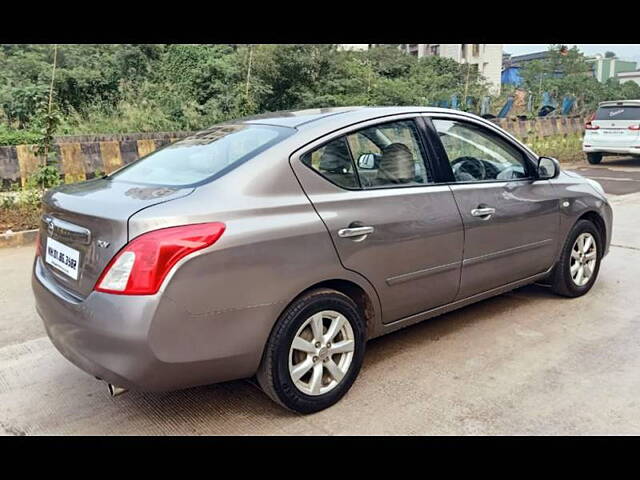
xmin=1 ymin=201 xmax=41 ymax=232
xmin=525 ymin=133 xmax=585 ymax=163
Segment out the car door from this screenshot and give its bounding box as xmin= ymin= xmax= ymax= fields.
xmin=290 ymin=116 xmax=464 ymax=324
xmin=426 ymin=114 xmax=560 ymax=300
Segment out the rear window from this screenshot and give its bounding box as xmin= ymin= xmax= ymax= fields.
xmin=594 ymin=106 xmax=640 ymax=121
xmin=110 ymin=124 xmax=293 ymax=186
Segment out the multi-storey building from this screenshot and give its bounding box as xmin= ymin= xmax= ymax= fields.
xmin=339 ymin=44 xmax=502 ymax=93
xmin=587 ymin=54 xmax=637 ymax=83
xmin=407 ymin=44 xmax=503 ymax=94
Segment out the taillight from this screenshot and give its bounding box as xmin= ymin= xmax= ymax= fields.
xmin=585 ymin=123 xmax=599 ymax=130
xmin=628 ymin=125 xmax=640 ymax=131
xmin=95 ymin=222 xmax=226 ymax=295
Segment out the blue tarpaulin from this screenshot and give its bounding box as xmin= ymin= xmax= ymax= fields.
xmin=561 ymin=96 xmax=574 ymax=115
xmin=497 ymin=96 xmax=514 ymax=118
xmin=501 ymin=66 xmax=523 ymax=86
xmin=541 ymin=92 xmax=556 ymax=107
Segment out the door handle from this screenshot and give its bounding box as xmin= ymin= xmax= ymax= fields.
xmin=471 ymin=207 xmax=496 ymax=219
xmin=338 ymin=226 xmax=374 ymax=241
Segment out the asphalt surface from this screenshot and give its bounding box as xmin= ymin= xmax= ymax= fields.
xmin=1 ymin=165 xmax=640 ymax=435
xmin=567 ymin=156 xmax=640 ymax=196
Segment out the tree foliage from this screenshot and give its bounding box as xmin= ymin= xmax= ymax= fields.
xmin=0 ymin=44 xmax=494 ymax=139
xmin=2 ymin=44 xmax=638 ymax=142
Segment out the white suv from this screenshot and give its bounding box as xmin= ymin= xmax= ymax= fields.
xmin=583 ymin=100 xmax=640 ymax=164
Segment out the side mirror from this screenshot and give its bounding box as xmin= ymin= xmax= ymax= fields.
xmin=537 ymin=156 xmax=560 ymax=179
xmin=357 ymin=153 xmax=377 ymax=170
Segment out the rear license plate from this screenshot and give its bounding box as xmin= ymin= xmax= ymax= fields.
xmin=45 ymin=237 xmax=80 ymax=280
xmin=602 ymin=130 xmax=625 ymax=135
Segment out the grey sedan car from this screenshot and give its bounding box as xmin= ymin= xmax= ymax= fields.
xmin=32 ymin=106 xmax=612 ymax=413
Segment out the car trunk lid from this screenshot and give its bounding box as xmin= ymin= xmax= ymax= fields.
xmin=38 ymin=178 xmax=194 ymax=298
xmin=590 ymin=105 xmax=640 ymax=146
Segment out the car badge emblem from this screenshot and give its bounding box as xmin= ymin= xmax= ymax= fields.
xmin=97 ymin=240 xmax=110 ymax=249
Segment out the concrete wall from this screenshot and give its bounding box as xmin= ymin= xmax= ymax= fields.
xmin=0 ymin=116 xmax=588 ymax=187
xmin=491 ymin=115 xmax=588 ymax=142
xmin=0 ymin=131 xmax=194 ymax=189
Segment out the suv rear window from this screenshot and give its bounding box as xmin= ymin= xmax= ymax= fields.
xmin=110 ymin=124 xmax=293 ymax=186
xmin=594 ymin=106 xmax=640 ymax=121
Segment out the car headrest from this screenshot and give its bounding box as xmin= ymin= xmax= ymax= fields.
xmin=377 ymin=143 xmax=414 ymax=183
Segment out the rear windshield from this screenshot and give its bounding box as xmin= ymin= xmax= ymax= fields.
xmin=110 ymin=124 xmax=293 ymax=186
xmin=594 ymin=106 xmax=640 ymax=121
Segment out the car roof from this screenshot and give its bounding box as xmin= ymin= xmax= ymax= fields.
xmin=239 ymin=106 xmax=481 ymax=129
xmin=237 ymin=107 xmax=365 ymax=127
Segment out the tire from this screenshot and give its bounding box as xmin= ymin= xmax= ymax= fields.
xmin=550 ymin=219 xmax=602 ymax=297
xmin=256 ymin=288 xmax=366 ymax=414
xmin=587 ymin=152 xmax=603 ymax=165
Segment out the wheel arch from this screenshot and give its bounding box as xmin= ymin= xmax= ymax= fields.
xmin=276 ymin=278 xmax=381 ymax=341
xmin=578 ymin=210 xmax=607 ymax=247
xmin=303 ymin=279 xmax=378 ymax=338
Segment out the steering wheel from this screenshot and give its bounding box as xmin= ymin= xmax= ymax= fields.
xmin=451 ymin=156 xmax=486 ymax=181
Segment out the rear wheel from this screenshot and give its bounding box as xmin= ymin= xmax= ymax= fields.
xmin=586 ymin=152 xmax=603 ymax=165
xmin=550 ymin=219 xmax=602 ymax=297
xmin=257 ymin=288 xmax=366 ymax=414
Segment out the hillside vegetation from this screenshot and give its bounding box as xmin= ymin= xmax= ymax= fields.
xmin=0 ymin=44 xmax=490 ymax=142
xmin=3 ymin=44 xmax=640 ymax=146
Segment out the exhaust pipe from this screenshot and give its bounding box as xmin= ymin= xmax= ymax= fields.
xmin=107 ymin=383 xmax=128 ymax=397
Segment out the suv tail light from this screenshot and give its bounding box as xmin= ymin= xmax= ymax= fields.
xmin=628 ymin=125 xmax=640 ymax=131
xmin=95 ymin=222 xmax=226 ymax=295
xmin=585 ymin=123 xmax=599 ymax=130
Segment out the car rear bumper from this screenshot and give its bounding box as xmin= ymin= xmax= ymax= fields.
xmin=583 ymin=145 xmax=640 ymax=155
xmin=32 ymin=256 xmax=266 ymax=392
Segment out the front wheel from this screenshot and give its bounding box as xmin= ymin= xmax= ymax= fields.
xmin=586 ymin=152 xmax=603 ymax=165
xmin=257 ymin=288 xmax=366 ymax=414
xmin=550 ymin=219 xmax=602 ymax=297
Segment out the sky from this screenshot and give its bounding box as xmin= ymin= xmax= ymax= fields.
xmin=504 ymin=44 xmax=640 ymax=62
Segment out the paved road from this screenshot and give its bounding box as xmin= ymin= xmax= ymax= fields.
xmin=568 ymin=156 xmax=640 ymax=195
xmin=1 ymin=194 xmax=640 ymax=435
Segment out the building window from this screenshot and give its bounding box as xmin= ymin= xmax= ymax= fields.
xmin=472 ymin=44 xmax=481 ymax=57
xmin=430 ymin=44 xmax=440 ymax=56
xmin=461 ymin=44 xmax=467 ymax=59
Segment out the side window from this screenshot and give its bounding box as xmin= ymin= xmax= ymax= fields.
xmin=348 ymin=120 xmax=432 ymax=188
xmin=301 ymin=136 xmax=359 ymax=189
xmin=432 ymin=119 xmax=530 ymax=183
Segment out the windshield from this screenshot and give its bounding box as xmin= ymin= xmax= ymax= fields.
xmin=594 ymin=106 xmax=640 ymax=121
xmin=110 ymin=124 xmax=293 ymax=186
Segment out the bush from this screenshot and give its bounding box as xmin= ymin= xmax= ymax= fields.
xmin=0 ymin=123 xmax=41 ymax=145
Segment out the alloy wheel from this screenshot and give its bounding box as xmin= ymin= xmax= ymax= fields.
xmin=288 ymin=310 xmax=355 ymax=396
xmin=570 ymin=232 xmax=598 ymax=287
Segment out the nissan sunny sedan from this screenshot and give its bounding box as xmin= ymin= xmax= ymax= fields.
xmin=32 ymin=106 xmax=612 ymax=413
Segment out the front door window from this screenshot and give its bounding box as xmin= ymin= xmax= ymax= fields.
xmin=432 ymin=119 xmax=530 ymax=182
